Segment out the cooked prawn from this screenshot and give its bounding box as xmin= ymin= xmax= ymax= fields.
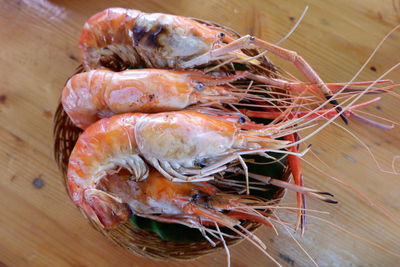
xmin=62 ymin=69 xmax=250 ymax=129
xmin=61 ymin=68 xmax=395 ymax=130
xmin=95 ymin=168 xmax=277 ymax=229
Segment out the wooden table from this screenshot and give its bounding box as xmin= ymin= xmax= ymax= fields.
xmin=1 ymin=0 xmax=399 ymax=266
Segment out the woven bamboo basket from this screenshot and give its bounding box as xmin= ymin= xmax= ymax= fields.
xmin=54 ymin=17 xmax=293 ymax=261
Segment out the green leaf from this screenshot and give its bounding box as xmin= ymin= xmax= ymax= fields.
xmin=130 ymin=215 xmax=205 ymax=242
xmin=232 ymin=62 xmax=250 ymax=71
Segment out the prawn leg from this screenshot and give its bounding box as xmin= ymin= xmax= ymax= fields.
xmin=245 ymin=73 xmax=394 ymax=95
xmin=183 ymin=35 xmax=347 ymax=122
xmin=226 ymin=167 xmax=337 ymax=205
xmin=183 ymin=35 xmax=331 ymax=97
xmin=109 ymin=154 xmax=149 ymax=182
xmin=152 ymin=154 xmax=237 ymax=182
xmin=240 ymin=97 xmax=394 ymax=129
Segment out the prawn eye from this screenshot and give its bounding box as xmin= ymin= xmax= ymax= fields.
xmin=218 ymin=32 xmax=225 ymax=39
xmin=195 ymin=158 xmax=208 ymax=167
xmin=195 ymin=82 xmax=205 ymax=90
xmin=238 ymin=117 xmax=246 ymax=124
xmin=191 ymin=193 xmax=201 ymax=202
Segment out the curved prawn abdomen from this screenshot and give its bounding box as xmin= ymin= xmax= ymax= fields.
xmin=67 ymin=113 xmax=147 ymax=228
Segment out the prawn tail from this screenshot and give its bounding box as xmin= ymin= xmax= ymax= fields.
xmin=83 ymin=188 xmax=131 ymax=229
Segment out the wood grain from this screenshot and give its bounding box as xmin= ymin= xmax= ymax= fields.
xmin=1 ymin=0 xmax=399 ymax=266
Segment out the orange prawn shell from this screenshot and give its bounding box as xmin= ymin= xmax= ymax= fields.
xmin=80 ymin=8 xmax=140 ymax=49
